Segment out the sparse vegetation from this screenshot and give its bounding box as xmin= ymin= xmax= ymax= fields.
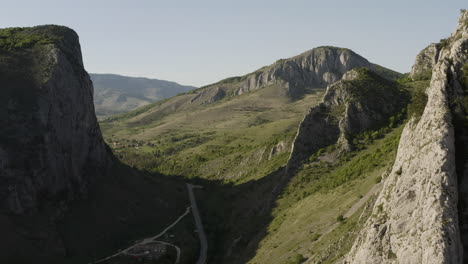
xmin=286 ymin=254 xmax=305 ymax=264
xmin=0 ymin=27 xmax=62 ymax=51
xmin=405 ymin=80 xmax=429 ymax=120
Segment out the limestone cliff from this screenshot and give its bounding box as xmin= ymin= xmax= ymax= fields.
xmin=409 ymin=43 xmax=441 ymax=81
xmin=0 ymin=26 xmax=111 ymax=214
xmin=287 ymin=68 xmax=408 ymax=169
xmin=344 ymin=10 xmax=468 ymax=264
xmin=235 ymin=47 xmax=371 ymax=97
xmin=189 ymin=47 xmax=401 ymax=105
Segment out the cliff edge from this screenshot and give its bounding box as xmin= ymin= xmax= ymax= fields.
xmin=344 ymin=10 xmax=468 ymax=264
xmin=0 ymin=25 xmax=111 ymax=214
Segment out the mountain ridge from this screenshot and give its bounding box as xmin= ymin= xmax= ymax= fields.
xmin=91 ymin=73 xmax=196 ymax=117
xmin=102 ymin=46 xmax=402 ymax=125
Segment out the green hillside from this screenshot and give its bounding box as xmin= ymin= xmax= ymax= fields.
xmin=98 ymin=47 xmax=421 ymax=263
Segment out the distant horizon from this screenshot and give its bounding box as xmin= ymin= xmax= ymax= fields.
xmin=88 ymin=44 xmax=399 ymax=88
xmin=2 ymin=0 xmax=465 ymax=86
xmin=89 ymin=72 xmax=198 ymax=87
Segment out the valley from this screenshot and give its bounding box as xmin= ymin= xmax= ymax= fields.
xmin=1 ymin=7 xmax=467 ymax=264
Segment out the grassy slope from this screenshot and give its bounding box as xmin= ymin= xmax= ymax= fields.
xmin=244 ymin=78 xmax=427 ymax=264
xmin=98 ymin=62 xmax=410 ymax=264
xmin=101 ymin=84 xmax=325 ymax=183
xmin=248 ymin=126 xmax=403 ymax=264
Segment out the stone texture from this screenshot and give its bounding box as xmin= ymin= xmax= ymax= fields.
xmin=0 ymin=26 xmax=111 ymax=214
xmin=189 ymin=47 xmax=400 ymax=105
xmin=287 ymin=69 xmax=407 ymax=169
xmin=409 ymin=43 xmax=441 ymax=80
xmin=235 ymin=47 xmax=372 ymax=98
xmin=344 ymin=10 xmax=468 ymax=264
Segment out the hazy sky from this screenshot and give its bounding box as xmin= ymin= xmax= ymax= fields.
xmin=1 ymin=0 xmax=466 ymax=86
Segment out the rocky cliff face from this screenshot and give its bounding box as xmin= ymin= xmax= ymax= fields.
xmin=0 ymin=26 xmax=111 ymax=214
xmin=344 ymin=10 xmax=468 ymax=264
xmin=409 ymin=43 xmax=441 ymax=81
xmin=188 ymin=47 xmax=401 ymax=106
xmin=287 ymin=68 xmax=408 ymax=169
xmin=236 ymin=47 xmax=372 ymax=97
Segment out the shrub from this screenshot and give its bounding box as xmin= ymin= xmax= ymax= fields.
xmin=407 ymin=85 xmax=428 ymax=120
xmin=0 ymin=27 xmax=60 ymax=51
xmin=311 ymin=233 xmax=321 ymax=242
xmin=396 ymin=167 xmax=402 ymax=175
xmin=337 ymin=214 xmax=345 ymax=222
xmin=286 ymin=254 xmax=305 ymax=264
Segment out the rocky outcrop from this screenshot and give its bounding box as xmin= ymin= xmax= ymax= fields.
xmin=190 ymin=86 xmax=226 ymax=104
xmin=268 ymin=141 xmax=289 ymax=160
xmin=287 ymin=68 xmax=408 ymax=169
xmin=189 ymin=47 xmax=402 ymax=105
xmin=236 ymin=47 xmax=372 ymax=97
xmin=344 ymin=10 xmax=468 ymax=264
xmin=409 ymin=43 xmax=441 ymax=80
xmin=0 ymin=26 xmax=111 ymax=214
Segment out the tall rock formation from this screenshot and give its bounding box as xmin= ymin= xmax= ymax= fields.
xmin=0 ymin=26 xmax=111 ymax=214
xmin=344 ymin=10 xmax=468 ymax=264
xmin=235 ymin=47 xmax=372 ymax=97
xmin=409 ymin=43 xmax=441 ymax=81
xmin=287 ymin=68 xmax=408 ymax=169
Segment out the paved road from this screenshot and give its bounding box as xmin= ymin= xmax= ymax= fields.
xmin=91 ymin=183 xmax=208 ymax=264
xmin=187 ymin=184 xmax=208 ymax=264
xmin=91 ymin=206 xmax=191 ymax=264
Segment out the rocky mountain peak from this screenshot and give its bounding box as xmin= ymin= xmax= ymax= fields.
xmin=185 ymin=46 xmax=401 ymax=108
xmin=287 ymin=68 xmax=408 ymax=169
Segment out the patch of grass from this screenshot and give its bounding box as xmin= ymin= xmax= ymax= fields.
xmin=0 ymin=27 xmax=63 ymax=51
xmin=250 ymin=125 xmax=403 ymax=264
xmin=102 ymin=87 xmax=325 ymax=183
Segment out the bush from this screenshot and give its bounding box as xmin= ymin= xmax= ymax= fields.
xmin=0 ymin=27 xmax=60 ymax=51
xmin=407 ymin=84 xmax=428 ymax=120
xmin=286 ymin=254 xmax=305 ymax=264
xmin=311 ymin=233 xmax=321 ymax=242
xmin=337 ymin=214 xmax=346 ymax=222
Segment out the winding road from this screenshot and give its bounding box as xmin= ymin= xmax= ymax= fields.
xmin=187 ymin=183 xmax=208 ymax=264
xmin=91 ymin=207 xmax=191 ymax=264
xmin=90 ymin=183 xmax=208 ymax=264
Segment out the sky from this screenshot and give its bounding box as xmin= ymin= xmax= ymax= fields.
xmin=1 ymin=0 xmax=466 ymax=87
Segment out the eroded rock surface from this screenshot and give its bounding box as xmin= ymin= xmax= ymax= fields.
xmin=287 ymin=68 xmax=408 ymax=169
xmin=344 ymin=10 xmax=468 ymax=264
xmin=189 ymin=46 xmax=401 ymax=105
xmin=409 ymin=43 xmax=441 ymax=81
xmin=0 ymin=26 xmax=111 ymax=214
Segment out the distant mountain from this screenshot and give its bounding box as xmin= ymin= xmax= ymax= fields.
xmin=90 ymin=73 xmax=196 ymax=117
xmin=102 ymin=46 xmax=402 ymax=125
xmin=100 ymin=46 xmax=407 ymax=263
